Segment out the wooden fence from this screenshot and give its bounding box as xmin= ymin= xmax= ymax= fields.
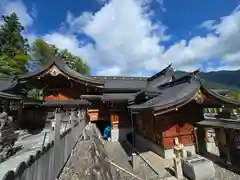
xmin=1 ymin=110 xmax=86 ymax=180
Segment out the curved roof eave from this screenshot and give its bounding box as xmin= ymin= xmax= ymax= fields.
xmin=128 ymin=75 xmax=201 ymax=111
xmin=200 ymin=83 xmax=240 ymax=107
xmin=0 ymin=77 xmax=18 ymax=92
xmin=147 ymin=64 xmax=173 ymax=82
xmin=0 ymin=91 xmax=22 ymax=100
xmin=128 ymin=89 xmax=198 ymax=112
xmin=153 ymin=90 xmax=198 ymax=116
xmin=18 ymin=56 xmax=104 ymax=86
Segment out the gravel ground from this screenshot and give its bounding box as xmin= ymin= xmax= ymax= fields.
xmin=213 ymin=163 xmax=240 ymax=180
xmin=59 ymin=134 xmax=170 ymax=180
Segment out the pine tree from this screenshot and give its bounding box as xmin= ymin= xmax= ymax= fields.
xmin=31 ymin=39 xmax=90 ymax=75
xmin=0 ymin=13 xmax=30 ymax=76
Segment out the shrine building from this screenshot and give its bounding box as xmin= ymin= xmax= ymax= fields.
xmin=0 ymin=56 xmax=240 ymax=159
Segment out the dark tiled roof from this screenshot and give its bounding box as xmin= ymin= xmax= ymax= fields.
xmin=197 ymin=119 xmax=240 ymax=130
xmin=80 ymin=94 xmax=102 ymax=100
xmin=147 ymin=64 xmax=174 ymax=87
xmin=128 ymin=65 xmax=175 ymax=104
xmin=92 ymin=64 xmax=174 ymax=91
xmin=90 ymin=76 xmax=148 ymax=81
xmin=103 ymin=79 xmax=147 ymax=90
xmin=0 ymin=91 xmax=22 ymax=100
xmin=129 ymin=73 xmax=200 ymax=110
xmin=41 ymin=99 xmax=91 ymax=107
xmin=101 ymin=93 xmax=135 ymax=101
xmin=210 ymin=89 xmax=230 ymax=95
xmin=0 ymin=77 xmax=18 ymax=92
xmin=18 ymin=56 xmax=104 ymax=86
xmin=22 ymin=99 xmax=43 ymax=106
xmin=129 ymin=69 xmax=240 ymax=114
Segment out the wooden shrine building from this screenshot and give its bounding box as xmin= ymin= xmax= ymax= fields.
xmin=128 ymin=70 xmax=240 ymax=158
xmin=0 ymin=56 xmax=239 ymax=159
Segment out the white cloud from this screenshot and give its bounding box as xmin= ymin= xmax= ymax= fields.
xmin=0 ymin=0 xmax=34 ymax=27
xmin=24 ymin=33 xmax=38 ymax=45
xmin=43 ymin=33 xmax=80 ymax=54
xmin=156 ymin=0 xmax=166 ymax=13
xmin=44 ymin=0 xmax=170 ymax=75
xmin=199 ymin=20 xmax=216 ymax=30
xmin=162 ymin=7 xmax=240 ymax=71
xmin=32 ymin=0 xmax=240 ymax=75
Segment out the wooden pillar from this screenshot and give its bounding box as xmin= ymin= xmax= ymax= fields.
xmin=3 ymin=99 xmax=9 ymax=113
xmin=17 ymin=104 xmax=23 ymax=128
xmin=110 ymin=112 xmax=119 ymax=129
xmin=197 ymin=127 xmax=207 ymax=155
xmin=110 ymin=111 xmax=119 ymax=142
xmin=70 ymin=110 xmax=75 ymax=129
xmin=225 ymin=129 xmax=232 ymax=165
xmin=54 ymin=109 xmax=62 ymax=143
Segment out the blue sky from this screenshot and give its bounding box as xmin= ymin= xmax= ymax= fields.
xmin=1 ymin=0 xmax=240 ymax=76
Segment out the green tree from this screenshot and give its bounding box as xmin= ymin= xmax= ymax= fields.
xmin=22 ymin=87 xmax=43 ymax=100
xmin=0 ymin=13 xmax=30 ymax=76
xmin=226 ymin=91 xmax=240 ymax=101
xmin=31 ymin=39 xmax=90 ymax=75
xmin=56 ymin=49 xmax=90 ymax=75
xmin=31 ymin=39 xmax=52 ymax=64
xmin=28 ymin=39 xmax=91 ymax=99
xmin=0 ymin=13 xmax=29 ymax=57
xmin=226 ymin=91 xmax=240 ymax=115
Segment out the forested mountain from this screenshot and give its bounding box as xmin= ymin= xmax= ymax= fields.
xmin=175 ymin=70 xmax=240 ymax=91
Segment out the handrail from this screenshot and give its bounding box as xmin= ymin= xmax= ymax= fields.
xmin=125 ymin=140 xmax=160 ymax=176
xmin=109 ymin=161 xmax=142 ymax=180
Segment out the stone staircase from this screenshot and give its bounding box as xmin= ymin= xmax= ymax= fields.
xmin=104 ymin=141 xmax=172 ymax=180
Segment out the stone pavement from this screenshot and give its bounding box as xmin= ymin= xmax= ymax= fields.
xmin=139 ymin=151 xmax=173 ymax=176
xmin=214 ymin=163 xmax=240 ymax=180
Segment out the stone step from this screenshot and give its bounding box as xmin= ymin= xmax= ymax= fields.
xmin=17 ymin=133 xmax=32 ymax=140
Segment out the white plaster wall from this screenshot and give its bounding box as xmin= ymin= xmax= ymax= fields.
xmin=164 ymin=145 xmax=196 ymax=159
xmin=135 ymin=134 xmax=196 ymax=159
xmin=183 ymin=145 xmax=196 ymax=157
xmin=111 ymin=127 xmax=132 ymax=142
xmin=111 ymin=129 xmax=119 ymax=142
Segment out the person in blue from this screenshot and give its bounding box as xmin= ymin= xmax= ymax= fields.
xmin=103 ymin=123 xmax=111 ymax=140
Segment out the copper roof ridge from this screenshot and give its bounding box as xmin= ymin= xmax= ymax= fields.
xmin=147 ymin=64 xmax=173 ymax=82
xmin=157 ymin=69 xmax=200 ymax=90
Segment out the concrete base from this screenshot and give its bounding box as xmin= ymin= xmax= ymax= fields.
xmin=135 ymin=134 xmax=196 ymax=159
xmin=111 ymin=128 xmax=132 ymax=142
xmin=173 ymin=158 xmax=184 ymax=179
xmin=182 ymin=155 xmax=215 ymax=180
xmin=132 ymin=153 xmax=140 ymax=170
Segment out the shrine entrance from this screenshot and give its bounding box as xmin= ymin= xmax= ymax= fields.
xmin=88 ymin=109 xmax=111 ymax=139
xmin=92 ymin=120 xmax=111 ymax=137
